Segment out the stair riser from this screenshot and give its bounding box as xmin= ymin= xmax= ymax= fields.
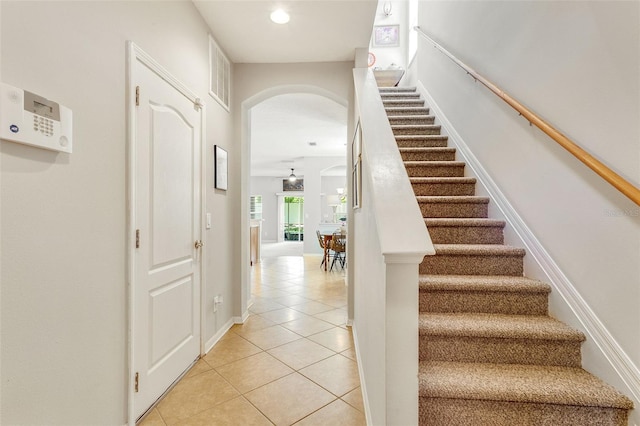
xmin=393 ymin=126 xmax=441 ymax=135
xmin=420 ymin=254 xmax=524 ymax=275
xmin=419 ymin=202 xmax=489 ymax=218
xmin=420 ymin=291 xmax=548 ymax=315
xmin=381 ymin=93 xmax=421 ymax=99
xmin=419 ymin=336 xmax=582 ymax=367
xmin=406 ymin=164 xmax=465 ymax=178
xmin=426 ymin=226 xmax=504 ymax=244
xmin=397 ymin=138 xmax=448 ymax=148
xmin=400 ymin=150 xmax=456 ymax=162
xmin=379 ymin=87 xmax=417 ymax=93
xmin=412 ymin=182 xmax=476 ymax=196
xmin=385 ymin=107 xmax=430 ymax=116
xmin=383 ymin=100 xmax=425 ymax=108
xmin=419 ymin=398 xmax=629 ymax=426
xmin=388 ymin=116 xmax=435 ymax=125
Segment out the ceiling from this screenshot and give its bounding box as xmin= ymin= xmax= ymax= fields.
xmin=192 ymin=1 xmax=378 ymax=64
xmin=250 ymin=93 xmax=348 ymax=177
xmin=192 ymin=1 xmax=378 ymax=178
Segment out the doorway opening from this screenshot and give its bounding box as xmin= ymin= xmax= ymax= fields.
xmin=284 ymin=196 xmax=304 ymax=241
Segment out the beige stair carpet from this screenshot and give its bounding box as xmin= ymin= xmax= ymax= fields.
xmin=379 ymin=86 xmax=633 ymax=425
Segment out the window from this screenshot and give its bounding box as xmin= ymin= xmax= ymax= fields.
xmin=250 ymin=195 xmax=262 ymax=220
xmin=209 ymin=35 xmax=230 ymax=111
xmin=408 ymin=0 xmax=419 ymax=64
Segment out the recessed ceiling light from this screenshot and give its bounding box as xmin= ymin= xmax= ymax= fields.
xmin=270 ymin=9 xmax=290 ymax=24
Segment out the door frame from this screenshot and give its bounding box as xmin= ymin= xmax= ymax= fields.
xmin=276 ymin=191 xmax=303 ymax=242
xmin=125 ymin=41 xmax=207 ymax=425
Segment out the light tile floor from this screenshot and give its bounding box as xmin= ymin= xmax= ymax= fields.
xmin=139 ymin=255 xmax=365 ymax=426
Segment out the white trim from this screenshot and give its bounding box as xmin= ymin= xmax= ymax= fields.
xmin=416 ymin=80 xmax=640 ymax=406
xmin=233 ymin=310 xmax=250 ymax=324
xmin=204 ymin=317 xmax=234 ymax=354
xmin=353 ymin=69 xmax=434 ymax=259
xmin=351 ymin=324 xmax=373 ymax=426
xmin=126 ymin=41 xmax=206 ymax=425
xmin=383 ymin=253 xmax=427 ymax=264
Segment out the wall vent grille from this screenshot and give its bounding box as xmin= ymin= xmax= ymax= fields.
xmin=209 ymin=35 xmax=230 ymax=111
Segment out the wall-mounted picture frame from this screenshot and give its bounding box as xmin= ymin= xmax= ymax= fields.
xmin=373 ymin=25 xmax=400 ymax=47
xmin=351 ymin=120 xmax=362 ymax=209
xmin=214 ymin=145 xmax=228 ymax=190
xmin=283 ymin=179 xmax=304 ymax=192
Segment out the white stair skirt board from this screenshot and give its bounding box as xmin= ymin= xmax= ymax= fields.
xmin=416 ymin=80 xmax=640 ymax=407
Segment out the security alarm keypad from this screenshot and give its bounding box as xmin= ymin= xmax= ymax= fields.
xmin=0 ymin=83 xmax=73 ymax=153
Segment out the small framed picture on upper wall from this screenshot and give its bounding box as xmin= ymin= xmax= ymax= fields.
xmin=214 ymin=145 xmax=228 ymax=190
xmin=373 ymin=25 xmax=400 ymax=47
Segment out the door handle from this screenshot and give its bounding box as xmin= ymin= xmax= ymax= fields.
xmin=194 ymin=240 xmax=204 ymax=249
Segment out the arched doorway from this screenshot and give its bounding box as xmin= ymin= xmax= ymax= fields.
xmin=239 ymin=85 xmax=349 ymax=318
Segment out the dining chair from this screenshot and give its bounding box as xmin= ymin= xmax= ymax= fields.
xmin=329 ymin=231 xmax=346 ymax=271
xmin=316 ymin=230 xmax=331 ymax=269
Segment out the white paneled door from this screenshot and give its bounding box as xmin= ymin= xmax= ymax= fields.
xmin=131 ymin=47 xmax=202 ymax=420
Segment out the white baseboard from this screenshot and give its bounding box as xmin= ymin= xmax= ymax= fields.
xmin=204 ymin=317 xmax=235 ymax=354
xmin=351 ymin=324 xmax=372 ymax=425
xmin=233 ymin=309 xmax=250 ymax=325
xmin=416 ymin=80 xmax=640 ymax=406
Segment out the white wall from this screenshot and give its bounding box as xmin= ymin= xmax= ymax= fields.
xmin=321 ymin=175 xmax=347 ymax=223
xmin=0 ymin=2 xmax=235 ymax=424
xmin=370 ymin=1 xmax=409 ymax=70
xmin=250 ymin=173 xmax=346 ymax=245
xmin=249 ymin=176 xmax=282 ymax=242
xmin=302 ymin=157 xmax=346 ymax=254
xmin=415 ymin=0 xmax=640 ymax=416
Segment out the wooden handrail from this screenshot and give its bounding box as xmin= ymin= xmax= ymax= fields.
xmin=414 ymin=26 xmax=640 ymax=207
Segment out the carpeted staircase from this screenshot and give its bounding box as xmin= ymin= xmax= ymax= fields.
xmin=380 ymin=86 xmax=634 ymax=425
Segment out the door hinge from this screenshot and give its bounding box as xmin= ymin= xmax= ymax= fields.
xmin=135 ymin=86 xmax=140 ymax=106
xmin=134 ymin=372 xmax=139 ymax=393
xmin=135 ymin=229 xmax=140 ymax=248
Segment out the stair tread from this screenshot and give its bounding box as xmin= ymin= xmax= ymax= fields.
xmin=419 ymin=312 xmax=585 ymax=341
xmin=385 ymin=107 xmax=429 ymax=114
xmin=380 ymin=93 xmax=421 ymax=98
xmin=404 ymin=160 xmax=465 ymax=167
xmin=396 ymin=134 xmax=447 ymax=140
xmin=379 ymin=86 xmax=416 ymax=92
xmin=416 ymin=195 xmax=489 ymax=204
xmin=392 ymin=124 xmax=440 ymax=129
xmin=433 ymin=244 xmax=526 ymax=256
xmin=382 ymin=98 xmax=424 ymax=107
xmin=419 ymin=275 xmax=550 ymax=293
xmin=387 ymin=115 xmax=434 ymax=120
xmin=418 ymin=361 xmax=634 ymax=409
xmin=399 ymin=147 xmax=455 ymax=152
xmin=425 ymin=218 xmax=505 ymax=227
xmin=411 ymin=177 xmax=476 ymax=183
